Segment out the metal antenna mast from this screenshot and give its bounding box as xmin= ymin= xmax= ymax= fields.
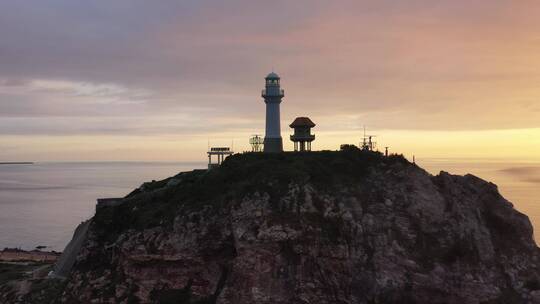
xmin=361 ymin=126 xmax=377 ymax=151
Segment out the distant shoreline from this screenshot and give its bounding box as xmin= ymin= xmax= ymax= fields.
xmin=0 ymin=162 xmax=34 ymax=165
xmin=0 ymin=248 xmax=60 ymax=262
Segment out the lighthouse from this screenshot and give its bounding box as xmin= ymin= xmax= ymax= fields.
xmin=262 ymin=72 xmax=284 ymax=152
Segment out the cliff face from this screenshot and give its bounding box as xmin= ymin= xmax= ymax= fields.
xmin=61 ymin=151 xmax=540 ymax=303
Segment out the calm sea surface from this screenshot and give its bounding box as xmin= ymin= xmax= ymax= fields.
xmin=0 ymin=162 xmax=205 ymax=251
xmin=0 ymin=159 xmax=539 ymax=251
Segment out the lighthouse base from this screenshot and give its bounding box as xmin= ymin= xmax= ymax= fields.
xmin=263 ymin=137 xmax=283 ymax=153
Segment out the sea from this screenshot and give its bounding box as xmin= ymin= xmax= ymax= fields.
xmin=0 ymin=162 xmax=205 ymax=251
xmin=0 ymin=159 xmax=538 ymax=251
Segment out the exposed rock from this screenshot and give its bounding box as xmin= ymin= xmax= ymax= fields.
xmin=51 ymin=220 xmax=91 ymax=279
xmin=55 ymin=151 xmax=540 ymax=303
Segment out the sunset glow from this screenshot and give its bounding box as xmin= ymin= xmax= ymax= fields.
xmin=1 ymin=1 xmax=540 ymax=161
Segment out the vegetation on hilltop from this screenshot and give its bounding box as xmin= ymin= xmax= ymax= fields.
xmin=92 ymin=148 xmax=409 ymax=243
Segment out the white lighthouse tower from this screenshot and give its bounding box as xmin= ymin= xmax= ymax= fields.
xmin=262 ymin=72 xmax=284 ymax=152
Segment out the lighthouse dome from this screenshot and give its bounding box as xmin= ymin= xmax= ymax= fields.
xmin=266 ymin=72 xmax=280 ymax=79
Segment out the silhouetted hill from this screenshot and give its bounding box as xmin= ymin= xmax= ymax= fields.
xmin=9 ymin=149 xmax=540 ymax=303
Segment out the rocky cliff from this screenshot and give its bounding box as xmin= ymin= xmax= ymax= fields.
xmin=59 ymin=149 xmax=540 ymax=303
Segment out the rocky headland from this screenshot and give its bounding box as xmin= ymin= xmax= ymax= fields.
xmin=3 ymin=148 xmax=540 ymax=303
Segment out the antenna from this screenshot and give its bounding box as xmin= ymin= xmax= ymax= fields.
xmin=361 ymin=126 xmax=377 ymax=151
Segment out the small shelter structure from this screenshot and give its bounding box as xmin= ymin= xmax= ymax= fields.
xmin=289 ymin=117 xmax=316 ymax=152
xmin=207 ymin=147 xmax=233 ymax=169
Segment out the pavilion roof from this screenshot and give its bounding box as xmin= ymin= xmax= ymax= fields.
xmin=289 ymin=117 xmax=316 ymax=128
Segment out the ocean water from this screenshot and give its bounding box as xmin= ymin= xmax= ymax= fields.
xmin=0 ymin=162 xmax=205 ymax=251
xmin=0 ymin=159 xmax=538 ymax=251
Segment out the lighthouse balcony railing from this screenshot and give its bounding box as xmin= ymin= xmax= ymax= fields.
xmin=261 ymin=89 xmax=285 ymax=97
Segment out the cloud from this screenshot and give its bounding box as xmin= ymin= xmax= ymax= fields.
xmin=1 ymin=78 xmax=150 ymax=101
xmin=0 ymin=114 xmax=263 ymax=136
xmin=0 ymin=78 xmax=153 ymax=117
xmin=0 ymin=0 xmax=540 ymax=142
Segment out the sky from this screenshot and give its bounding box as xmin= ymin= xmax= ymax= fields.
xmin=1 ymin=1 xmax=540 ymax=162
